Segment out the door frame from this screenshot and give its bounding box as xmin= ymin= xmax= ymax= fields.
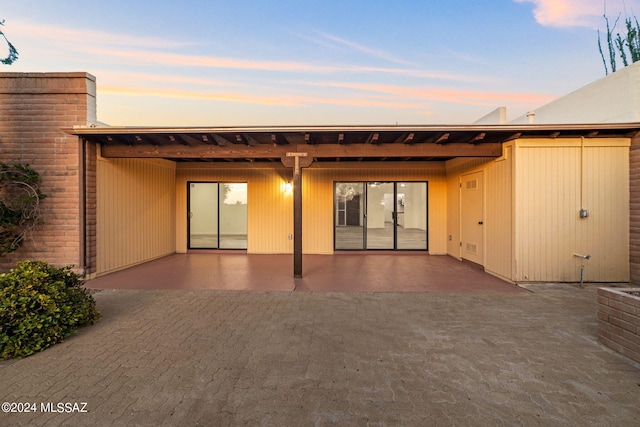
xmin=333 ymin=181 xmax=429 ymax=251
xmin=459 ymin=171 xmax=484 ymax=265
xmin=187 ymin=181 xmax=248 ymax=250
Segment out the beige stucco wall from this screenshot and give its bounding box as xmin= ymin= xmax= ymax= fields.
xmin=510 ymin=61 xmax=640 ymax=124
xmin=96 ymin=156 xmax=176 ymax=275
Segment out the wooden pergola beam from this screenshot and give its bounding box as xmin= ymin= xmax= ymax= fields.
xmin=300 ymin=142 xmax=502 ymax=158
xmin=100 ymin=144 xmax=291 ymax=158
xmin=99 ymin=142 xmax=503 ymax=159
xmin=365 ymin=133 xmax=379 ymax=144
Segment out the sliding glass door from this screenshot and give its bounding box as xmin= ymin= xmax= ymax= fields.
xmin=396 ymin=182 xmax=428 ymax=250
xmin=366 ymin=182 xmax=394 ymax=249
xmin=188 ymin=182 xmax=247 ymax=249
xmin=334 ymin=183 xmax=364 ymax=249
xmin=334 ymin=181 xmax=428 ymax=250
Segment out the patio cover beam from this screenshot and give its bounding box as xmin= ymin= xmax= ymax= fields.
xmin=99 ymin=142 xmax=503 ymax=159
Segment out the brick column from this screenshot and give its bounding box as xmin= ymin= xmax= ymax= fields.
xmin=630 ymin=136 xmax=640 ymax=284
xmin=0 ymin=72 xmax=97 ymax=271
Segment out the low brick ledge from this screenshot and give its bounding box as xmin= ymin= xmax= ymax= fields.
xmin=597 ymin=287 xmax=640 ymax=363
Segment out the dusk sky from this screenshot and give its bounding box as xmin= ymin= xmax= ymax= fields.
xmin=2 ymin=0 xmax=639 ymax=126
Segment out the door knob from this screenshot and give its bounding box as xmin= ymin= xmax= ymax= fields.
xmin=478 ymin=221 xmax=483 ymax=225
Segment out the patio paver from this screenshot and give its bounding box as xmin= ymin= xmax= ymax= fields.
xmin=1 ymin=282 xmax=639 ymax=425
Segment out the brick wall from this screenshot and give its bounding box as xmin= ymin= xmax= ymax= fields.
xmin=84 ymin=141 xmax=97 ymax=276
xmin=631 ymin=137 xmax=640 ymax=284
xmin=598 ymin=287 xmax=640 ymax=363
xmin=0 ymin=72 xmax=96 ymax=271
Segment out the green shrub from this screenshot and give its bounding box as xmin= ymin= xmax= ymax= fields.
xmin=0 ymin=261 xmax=100 ymax=359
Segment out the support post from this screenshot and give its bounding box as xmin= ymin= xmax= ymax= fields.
xmin=293 ymin=155 xmax=303 ymax=278
xmin=283 ymin=152 xmax=313 ymax=278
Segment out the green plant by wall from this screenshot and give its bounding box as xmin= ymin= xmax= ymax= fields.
xmin=0 ymin=261 xmax=100 ymax=360
xmin=0 ymin=163 xmax=46 ymax=255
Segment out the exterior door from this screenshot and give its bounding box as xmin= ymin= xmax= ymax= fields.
xmin=396 ymin=182 xmax=428 ymax=250
xmin=460 ymin=172 xmax=484 ymax=265
xmin=188 ymin=182 xmax=247 ymax=250
xmin=188 ymin=183 xmax=218 ymax=248
xmin=335 ymin=182 xmax=427 ymax=250
xmin=366 ymin=182 xmax=395 ymax=249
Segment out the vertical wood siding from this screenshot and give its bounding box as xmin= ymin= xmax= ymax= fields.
xmin=176 ymin=164 xmax=293 ymax=254
xmin=304 ymin=162 xmax=448 ymax=254
xmin=97 ymin=158 xmax=176 ymax=275
xmin=445 ymin=169 xmax=461 ymax=259
xmin=445 ymin=153 xmax=514 ymax=282
xmin=514 ymin=138 xmax=629 ymax=282
xmin=630 ymin=139 xmax=640 ymax=284
xmin=484 ymin=145 xmax=514 ymax=281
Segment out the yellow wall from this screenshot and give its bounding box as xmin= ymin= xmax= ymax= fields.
xmin=445 ymin=158 xmax=494 ymax=260
xmin=446 ymin=137 xmax=629 ymax=283
xmin=485 ymin=144 xmax=515 ymax=281
xmin=96 ymin=157 xmax=176 ymax=275
xmin=176 ymin=164 xmax=293 ymax=254
xmin=176 ymin=162 xmax=447 ymax=255
xmin=514 ymin=138 xmax=629 ymax=282
xmin=304 ymin=162 xmax=448 ymax=254
xmin=96 ymin=137 xmax=629 ymax=283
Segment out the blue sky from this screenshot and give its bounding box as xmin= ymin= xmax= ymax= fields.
xmin=2 ymin=0 xmax=639 ymax=126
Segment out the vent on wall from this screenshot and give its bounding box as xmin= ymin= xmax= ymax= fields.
xmin=466 ymin=180 xmax=477 ymax=189
xmin=466 ymin=243 xmax=477 ymax=254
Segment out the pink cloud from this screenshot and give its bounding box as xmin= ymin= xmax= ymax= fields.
xmin=98 ymin=78 xmax=554 ymax=113
xmin=98 ymin=84 xmax=428 ymax=110
xmin=9 ymin=20 xmax=194 ymax=49
xmin=515 ymin=0 xmax=640 ymax=28
xmin=98 ymin=85 xmax=307 ymax=107
xmin=8 ymin=18 xmax=496 ymax=85
xmin=310 ymin=81 xmax=555 ymax=107
xmin=88 ymin=47 xmax=493 ymax=84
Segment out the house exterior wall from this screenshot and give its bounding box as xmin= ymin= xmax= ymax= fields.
xmin=445 ymin=155 xmax=514 ymax=281
xmin=176 ymin=164 xmax=293 ymax=254
xmin=175 ymin=162 xmax=448 ymax=255
xmin=631 ymin=137 xmax=640 ymax=284
xmin=96 ymin=156 xmax=176 ymax=276
xmin=485 ymin=144 xmax=515 ymax=281
xmin=514 ymin=138 xmax=629 ymax=282
xmin=446 ymin=138 xmax=629 ymax=283
xmin=304 ymin=162 xmax=448 ymax=254
xmin=445 ymin=157 xmax=493 ymax=260
xmin=0 ymin=72 xmax=96 ymax=271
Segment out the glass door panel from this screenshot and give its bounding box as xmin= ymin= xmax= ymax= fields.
xmin=219 ymin=183 xmax=248 ymax=249
xmin=334 ymin=183 xmax=364 ymax=249
xmin=334 ymin=181 xmax=428 ymax=251
xmin=366 ymin=182 xmax=394 ymax=249
xmin=396 ymin=182 xmax=428 ymax=250
xmin=188 ymin=183 xmax=218 ymax=248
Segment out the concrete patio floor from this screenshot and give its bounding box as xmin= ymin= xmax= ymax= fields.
xmin=86 ymin=253 xmax=526 ymax=293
